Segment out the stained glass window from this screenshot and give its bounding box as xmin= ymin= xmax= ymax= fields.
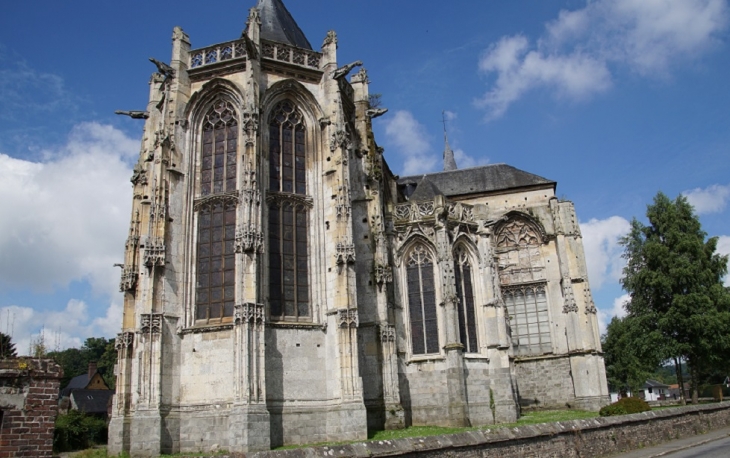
xmin=407 ymin=244 xmax=439 ymax=355
xmin=268 ymin=100 xmax=309 ymax=321
xmin=454 ymin=247 xmax=478 ymax=353
xmin=502 ymin=284 xmax=551 ymax=355
xmin=195 ymin=101 xmax=238 ymax=323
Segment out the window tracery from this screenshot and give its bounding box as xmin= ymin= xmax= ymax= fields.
xmin=496 ymin=216 xmax=551 ymax=355
xmin=195 ymin=100 xmax=239 ymax=323
xmin=454 ymin=247 xmax=478 ymax=353
xmin=406 ymin=244 xmax=439 ymax=355
xmin=268 ymin=100 xmax=310 ymax=321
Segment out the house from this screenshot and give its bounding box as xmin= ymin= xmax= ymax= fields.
xmin=640 ymin=380 xmax=670 ymax=401
xmin=59 ymin=362 xmax=113 ymax=418
xmin=108 ymin=0 xmax=609 ymax=455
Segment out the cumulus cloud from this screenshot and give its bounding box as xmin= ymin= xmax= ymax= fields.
xmin=598 ymin=293 xmax=630 ymax=335
xmin=0 ymin=299 xmax=123 ymax=355
xmin=717 ymin=235 xmax=730 ymax=286
xmin=383 ymin=110 xmax=438 ymax=175
xmin=384 ymin=110 xmax=485 ymax=175
xmin=0 ymin=122 xmax=137 ymax=348
xmin=682 ymin=183 xmax=730 ymax=214
xmin=478 ymin=0 xmax=729 ymax=119
xmin=0 ymin=122 xmax=137 ymax=295
xmin=580 ymin=216 xmax=631 ymax=289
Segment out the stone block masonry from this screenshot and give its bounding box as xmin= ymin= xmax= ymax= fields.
xmin=0 ymin=359 xmax=63 ymax=458
xmin=238 ymin=402 xmax=730 ymax=458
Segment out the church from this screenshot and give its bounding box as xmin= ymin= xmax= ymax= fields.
xmin=109 ymin=0 xmax=609 ymax=455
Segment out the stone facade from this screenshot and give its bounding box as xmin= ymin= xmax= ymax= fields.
xmin=109 ymin=0 xmax=609 ymax=455
xmin=0 ymin=359 xmax=63 ymax=458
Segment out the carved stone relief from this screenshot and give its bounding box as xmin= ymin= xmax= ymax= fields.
xmin=140 ymin=313 xmax=163 ymax=334
xmin=338 ymin=309 xmax=358 ymax=328
xmin=234 ymin=303 xmax=265 ymax=326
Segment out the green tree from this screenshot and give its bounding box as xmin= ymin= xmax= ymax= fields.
xmin=0 ymin=332 xmax=17 ymax=359
xmin=48 ymin=337 xmax=117 ymax=388
xmin=602 ymin=315 xmax=662 ymax=395
xmin=620 ymin=192 xmax=730 ymax=403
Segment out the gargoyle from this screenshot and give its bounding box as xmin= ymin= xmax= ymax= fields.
xmin=331 ymin=60 xmax=363 ymax=80
xmin=366 ymin=108 xmax=388 ymax=119
xmin=149 ymin=57 xmax=174 ymax=78
xmin=115 ymin=110 xmax=150 ymax=119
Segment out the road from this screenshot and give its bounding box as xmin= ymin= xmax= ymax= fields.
xmin=612 ymin=428 xmax=730 ymax=458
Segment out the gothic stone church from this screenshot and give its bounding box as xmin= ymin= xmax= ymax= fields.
xmin=109 ymin=0 xmax=609 ymax=455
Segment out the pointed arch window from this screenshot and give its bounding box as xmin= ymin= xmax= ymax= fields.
xmin=495 ymin=216 xmax=551 ymax=355
xmin=268 ymin=100 xmax=310 ymax=321
xmin=195 ymin=101 xmax=238 ymax=323
xmin=454 ymin=247 xmax=478 ymax=353
xmin=407 ymin=244 xmax=439 ymax=355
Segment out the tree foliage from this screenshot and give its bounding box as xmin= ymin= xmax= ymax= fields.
xmin=48 ymin=337 xmax=117 ymax=388
xmin=618 ymin=192 xmax=730 ymax=402
xmin=602 ymin=316 xmax=659 ymax=394
xmin=0 ymin=332 xmax=17 ymax=359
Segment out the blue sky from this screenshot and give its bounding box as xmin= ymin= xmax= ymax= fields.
xmin=1 ymin=0 xmax=728 ymax=353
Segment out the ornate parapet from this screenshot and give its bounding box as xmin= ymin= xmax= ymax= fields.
xmin=261 ymin=39 xmax=321 ymax=69
xmin=394 ymin=200 xmax=476 ymax=225
xmin=190 ymin=39 xmax=247 ymax=69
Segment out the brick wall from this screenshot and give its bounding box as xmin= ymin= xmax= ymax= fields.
xmin=0 ymin=359 xmax=62 ymax=458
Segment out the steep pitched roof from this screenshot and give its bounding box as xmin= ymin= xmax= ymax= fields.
xmin=409 ymin=176 xmax=444 ymax=202
xmin=256 ymin=0 xmax=312 ymax=50
xmin=60 ymin=373 xmax=90 ymax=398
xmin=398 ymin=164 xmax=555 ymax=199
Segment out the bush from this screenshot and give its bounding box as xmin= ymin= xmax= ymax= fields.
xmin=54 ymin=410 xmax=108 ymax=453
xmin=599 ymin=397 xmax=651 ymax=417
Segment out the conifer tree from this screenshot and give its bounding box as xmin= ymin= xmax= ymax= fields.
xmin=620 ymin=192 xmax=730 ymax=403
xmin=0 ymin=332 xmax=17 ymax=359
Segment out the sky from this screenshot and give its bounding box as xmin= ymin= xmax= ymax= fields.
xmin=1 ymin=0 xmax=728 ymax=354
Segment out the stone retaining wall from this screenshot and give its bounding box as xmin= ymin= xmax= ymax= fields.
xmin=175 ymin=402 xmax=730 ymax=458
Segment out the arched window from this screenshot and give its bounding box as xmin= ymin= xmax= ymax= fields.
xmin=496 ymin=217 xmax=551 ymax=355
xmin=195 ymin=101 xmax=238 ymax=323
xmin=268 ymin=100 xmax=309 ymax=321
xmin=407 ymin=244 xmax=439 ymax=355
xmin=454 ymin=247 xmax=478 ymax=353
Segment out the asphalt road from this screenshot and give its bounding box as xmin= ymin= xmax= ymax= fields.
xmin=612 ymin=427 xmax=730 ymax=458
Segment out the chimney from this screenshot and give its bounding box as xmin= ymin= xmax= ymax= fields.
xmin=88 ymin=361 xmax=97 ymax=380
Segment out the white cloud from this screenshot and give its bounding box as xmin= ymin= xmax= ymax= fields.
xmin=598 ymin=293 xmax=630 ymax=336
xmin=478 ymin=0 xmax=729 ymax=119
xmin=682 ymin=183 xmax=730 ymax=214
xmin=0 ymin=122 xmax=137 ymax=348
xmin=0 ymin=300 xmax=115 ymax=355
xmin=384 ymin=110 xmax=438 ymax=175
xmin=0 ymin=122 xmax=137 ymax=295
xmin=717 ymin=235 xmax=730 ymax=286
xmin=580 ymin=216 xmax=631 ymax=289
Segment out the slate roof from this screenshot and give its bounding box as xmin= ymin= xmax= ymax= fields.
xmin=409 ymin=176 xmax=444 ymax=202
xmin=398 ymin=163 xmax=556 ymax=199
xmin=60 ymin=373 xmax=91 ymax=398
xmin=70 ymin=390 xmax=113 ymax=415
xmin=644 ymin=379 xmax=670 ymax=389
xmin=256 ymin=0 xmax=312 ymax=50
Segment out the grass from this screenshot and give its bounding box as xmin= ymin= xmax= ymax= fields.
xmin=67 ymin=410 xmax=601 ymax=455
xmin=274 ymin=409 xmax=599 ymax=449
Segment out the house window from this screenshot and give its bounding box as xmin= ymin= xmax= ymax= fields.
xmin=454 ymin=247 xmax=478 ymax=353
xmin=268 ymin=100 xmax=310 ymax=321
xmin=407 ymin=244 xmax=439 ymax=355
xmin=195 ymin=101 xmax=238 ymax=323
xmin=502 ymin=283 xmax=551 ymax=355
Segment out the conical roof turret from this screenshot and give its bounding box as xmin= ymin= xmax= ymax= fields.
xmin=256 ymin=0 xmax=312 ymax=50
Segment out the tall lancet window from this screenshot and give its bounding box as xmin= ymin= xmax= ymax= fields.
xmin=268 ymin=100 xmax=309 ymax=321
xmin=454 ymin=247 xmax=478 ymax=353
xmin=195 ymin=101 xmax=238 ymax=323
xmin=407 ymin=244 xmax=439 ymax=355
